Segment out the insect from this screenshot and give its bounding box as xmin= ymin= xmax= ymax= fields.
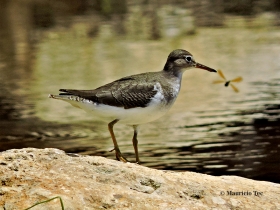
xmin=213 ymin=70 xmax=243 ymax=92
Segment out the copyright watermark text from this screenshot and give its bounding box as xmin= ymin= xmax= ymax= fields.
xmin=220 ymin=191 xmax=263 ymax=196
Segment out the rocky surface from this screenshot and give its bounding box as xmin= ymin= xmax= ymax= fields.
xmin=0 ymin=148 xmax=279 ymax=210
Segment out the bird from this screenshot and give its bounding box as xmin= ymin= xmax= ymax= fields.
xmin=48 ymin=49 xmax=217 ymax=163
xmin=213 ymin=69 xmax=243 ymax=92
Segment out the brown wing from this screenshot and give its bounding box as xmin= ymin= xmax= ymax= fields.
xmin=59 ymin=75 xmax=158 ymax=109
xmin=213 ymin=80 xmax=225 ymax=84
xmin=230 ymin=84 xmax=239 ymax=93
xmin=217 ymin=70 xmax=226 ymax=80
xmin=231 ymin=76 xmax=243 ymax=83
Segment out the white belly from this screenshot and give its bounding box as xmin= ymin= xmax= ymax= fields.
xmin=53 ymin=80 xmax=181 ymax=125
xmin=71 ymin=97 xmax=174 ymax=125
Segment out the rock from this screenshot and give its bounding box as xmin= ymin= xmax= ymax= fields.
xmin=0 ymin=148 xmax=279 ymax=210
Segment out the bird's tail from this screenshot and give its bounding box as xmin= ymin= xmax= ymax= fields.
xmin=48 ymin=94 xmax=69 ymax=101
xmin=49 ymin=93 xmax=91 ymax=108
xmin=48 ymin=94 xmax=84 ymax=109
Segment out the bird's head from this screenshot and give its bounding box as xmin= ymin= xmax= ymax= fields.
xmin=163 ymin=49 xmax=217 ymax=76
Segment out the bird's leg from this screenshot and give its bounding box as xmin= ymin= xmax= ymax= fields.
xmin=108 ymin=119 xmax=128 ymax=162
xmin=132 ymin=125 xmax=140 ymax=164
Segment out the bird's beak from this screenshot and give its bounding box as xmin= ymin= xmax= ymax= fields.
xmin=195 ymin=62 xmax=217 ymax=73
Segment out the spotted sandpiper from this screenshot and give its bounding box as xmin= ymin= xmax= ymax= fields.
xmin=49 ymin=49 xmax=216 ymax=163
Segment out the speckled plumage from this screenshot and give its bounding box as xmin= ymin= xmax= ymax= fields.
xmin=59 ymin=71 xmax=181 ymax=109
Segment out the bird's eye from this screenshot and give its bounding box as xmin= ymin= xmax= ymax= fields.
xmin=185 ymin=56 xmax=192 ymax=62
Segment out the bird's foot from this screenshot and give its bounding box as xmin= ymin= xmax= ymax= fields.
xmin=110 ymin=148 xmax=128 ymax=163
xmin=117 ymin=154 xmax=128 ymax=163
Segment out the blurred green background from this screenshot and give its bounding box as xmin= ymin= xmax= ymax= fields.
xmin=0 ymin=0 xmax=280 ymax=183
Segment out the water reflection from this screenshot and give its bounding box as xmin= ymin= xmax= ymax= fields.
xmin=0 ymin=1 xmax=280 ymax=184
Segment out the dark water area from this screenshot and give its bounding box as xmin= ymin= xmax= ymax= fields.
xmin=0 ymin=79 xmax=279 ymax=183
xmin=0 ymin=1 xmax=280 ymax=184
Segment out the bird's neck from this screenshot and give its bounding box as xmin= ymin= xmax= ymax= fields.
xmin=163 ymin=64 xmax=184 ymax=80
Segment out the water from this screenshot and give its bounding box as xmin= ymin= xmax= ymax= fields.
xmin=0 ymin=15 xmax=280 ymax=183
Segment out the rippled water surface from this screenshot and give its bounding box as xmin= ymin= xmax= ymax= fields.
xmin=1 ymin=19 xmax=280 ymax=183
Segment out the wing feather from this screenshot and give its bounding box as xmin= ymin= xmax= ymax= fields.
xmin=59 ymin=75 xmax=158 ymax=109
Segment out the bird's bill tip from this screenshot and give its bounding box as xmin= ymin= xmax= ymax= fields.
xmin=195 ymin=63 xmax=217 ymax=73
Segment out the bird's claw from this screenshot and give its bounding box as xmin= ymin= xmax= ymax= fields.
xmin=117 ymin=154 xmax=128 ymax=163
xmin=109 ymin=147 xmax=128 ymax=162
